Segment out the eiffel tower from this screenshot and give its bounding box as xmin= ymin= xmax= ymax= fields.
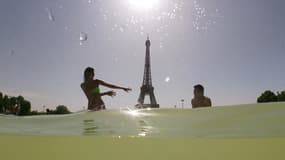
xmin=136 ymin=36 xmax=159 ymax=108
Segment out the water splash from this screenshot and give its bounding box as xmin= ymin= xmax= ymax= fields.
xmin=192 ymin=0 xmax=223 ymax=32
xmin=92 ymin=0 xmax=184 ymax=37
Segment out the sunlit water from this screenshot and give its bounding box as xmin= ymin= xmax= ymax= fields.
xmin=1 ymin=103 xmax=285 ymax=138
xmin=1 ymin=103 xmax=285 ymax=160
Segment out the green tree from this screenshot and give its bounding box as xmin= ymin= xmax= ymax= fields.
xmin=3 ymin=95 xmax=10 ymax=113
xmin=0 ymin=92 xmax=3 ymax=113
xmin=9 ymin=97 xmax=17 ymax=105
xmin=257 ymin=90 xmax=278 ymax=103
xmin=55 ymin=105 xmax=70 ymax=114
xmin=17 ymin=95 xmax=24 ymax=104
xmin=9 ymin=97 xmax=18 ymax=113
xmin=277 ymin=91 xmax=285 ymax=102
xmin=18 ymin=100 xmax=31 ymax=115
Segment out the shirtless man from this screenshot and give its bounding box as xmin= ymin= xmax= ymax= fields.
xmin=191 ymin=84 xmax=212 ymax=108
xmin=81 ymin=67 xmax=131 ymax=111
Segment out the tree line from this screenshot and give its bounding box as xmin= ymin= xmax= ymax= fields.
xmin=257 ymin=90 xmax=285 ymax=103
xmin=0 ymin=92 xmax=71 ymax=116
xmin=0 ymin=92 xmax=31 ymax=115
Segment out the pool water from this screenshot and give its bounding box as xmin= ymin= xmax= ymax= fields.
xmin=1 ymin=103 xmax=285 ymax=159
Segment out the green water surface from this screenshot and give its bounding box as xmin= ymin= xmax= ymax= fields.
xmin=1 ymin=103 xmax=285 ymax=159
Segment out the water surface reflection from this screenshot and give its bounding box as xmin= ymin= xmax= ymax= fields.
xmin=82 ymin=119 xmax=98 ymax=135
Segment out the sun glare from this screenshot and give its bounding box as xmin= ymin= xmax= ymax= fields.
xmin=129 ymin=0 xmax=159 ymax=10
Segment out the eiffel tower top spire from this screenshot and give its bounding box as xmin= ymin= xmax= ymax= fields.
xmin=143 ymin=36 xmax=151 ymax=86
xmin=146 ymin=35 xmax=151 ymax=47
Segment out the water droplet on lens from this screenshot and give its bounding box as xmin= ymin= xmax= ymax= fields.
xmin=119 ymin=27 xmax=124 ymax=32
xmin=103 ymin=14 xmax=108 ymax=21
xmin=10 ymin=49 xmax=15 ymax=56
xmin=79 ymin=32 xmax=88 ymax=45
xmin=64 ymin=26 xmax=71 ymax=32
xmin=46 ymin=8 xmax=55 ymax=22
xmin=159 ymin=43 xmax=163 ymax=49
xmin=165 ymin=77 xmax=170 ymax=82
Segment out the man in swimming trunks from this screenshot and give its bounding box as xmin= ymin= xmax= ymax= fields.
xmin=81 ymin=67 xmax=131 ymax=111
xmin=191 ymin=84 xmax=212 ymax=108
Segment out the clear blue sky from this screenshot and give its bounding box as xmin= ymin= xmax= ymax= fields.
xmin=0 ymin=0 xmax=284 ymax=111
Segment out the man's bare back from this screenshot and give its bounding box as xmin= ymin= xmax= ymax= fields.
xmin=191 ymin=84 xmax=212 ymax=108
xmin=191 ymin=96 xmax=211 ymax=108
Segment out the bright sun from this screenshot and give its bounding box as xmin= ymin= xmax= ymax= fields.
xmin=129 ymin=0 xmax=159 ymax=9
